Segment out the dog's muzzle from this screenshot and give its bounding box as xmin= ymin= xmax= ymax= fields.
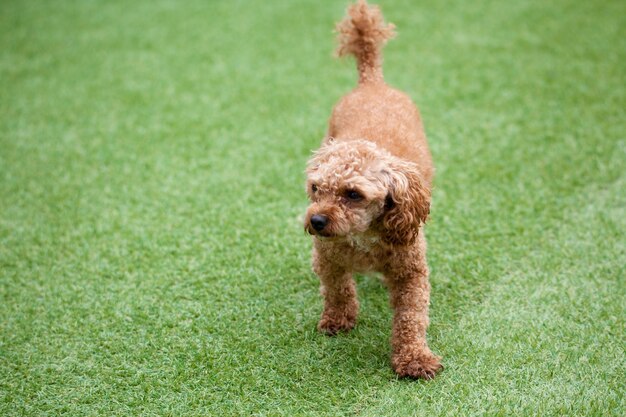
xmin=310 ymin=214 xmax=328 ymax=232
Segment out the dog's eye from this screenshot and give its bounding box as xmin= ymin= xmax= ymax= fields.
xmin=346 ymin=190 xmax=363 ymax=201
xmin=311 ymin=184 xmax=318 ymax=193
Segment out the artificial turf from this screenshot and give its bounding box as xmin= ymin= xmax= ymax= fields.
xmin=1 ymin=0 xmax=624 ymax=415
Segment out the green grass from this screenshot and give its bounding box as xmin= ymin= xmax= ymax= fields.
xmin=1 ymin=0 xmax=624 ymax=415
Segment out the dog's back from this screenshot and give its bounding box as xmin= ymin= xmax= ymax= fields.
xmin=325 ymin=0 xmax=433 ymax=186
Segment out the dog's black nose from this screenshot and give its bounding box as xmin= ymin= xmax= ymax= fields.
xmin=310 ymin=214 xmax=328 ymax=231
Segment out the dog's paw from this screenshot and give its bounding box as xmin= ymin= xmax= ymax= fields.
xmin=392 ymin=351 xmax=443 ymax=380
xmin=317 ymin=314 xmax=356 ymax=336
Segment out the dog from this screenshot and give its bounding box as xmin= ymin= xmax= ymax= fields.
xmin=303 ymin=0 xmax=443 ymax=379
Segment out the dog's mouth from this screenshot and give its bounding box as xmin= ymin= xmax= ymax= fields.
xmin=304 ymin=221 xmax=339 ymax=239
xmin=305 ymin=225 xmax=332 ymax=238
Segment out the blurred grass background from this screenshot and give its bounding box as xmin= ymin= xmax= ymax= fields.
xmin=1 ymin=0 xmax=624 ymax=415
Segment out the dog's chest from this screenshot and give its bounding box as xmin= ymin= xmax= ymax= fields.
xmin=349 ymin=234 xmax=380 ymax=252
xmin=315 ymin=236 xmax=394 ymax=273
xmin=342 ymin=236 xmax=393 ymax=273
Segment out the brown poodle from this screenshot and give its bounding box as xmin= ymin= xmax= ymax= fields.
xmin=303 ymin=0 xmax=443 ymax=379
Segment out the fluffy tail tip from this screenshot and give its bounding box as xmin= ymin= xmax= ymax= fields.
xmin=335 ymin=0 xmax=396 ymax=83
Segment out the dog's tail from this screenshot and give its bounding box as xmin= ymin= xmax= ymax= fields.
xmin=335 ymin=0 xmax=396 ymax=85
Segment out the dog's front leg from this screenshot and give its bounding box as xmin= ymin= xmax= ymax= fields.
xmin=313 ymin=248 xmax=358 ymax=335
xmin=387 ymin=262 xmax=442 ymax=379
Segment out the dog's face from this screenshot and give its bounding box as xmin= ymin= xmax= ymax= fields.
xmin=304 ymin=140 xmax=430 ymax=245
xmin=304 ymin=140 xmax=388 ymax=238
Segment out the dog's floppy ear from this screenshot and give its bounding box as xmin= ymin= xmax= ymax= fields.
xmin=381 ymin=160 xmax=431 ymax=246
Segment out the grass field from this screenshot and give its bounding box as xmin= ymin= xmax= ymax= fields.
xmin=1 ymin=0 xmax=625 ymax=415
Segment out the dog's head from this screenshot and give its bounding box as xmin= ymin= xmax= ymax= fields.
xmin=304 ymin=139 xmax=430 ymax=246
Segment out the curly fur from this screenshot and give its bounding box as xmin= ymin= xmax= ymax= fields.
xmin=380 ymin=157 xmax=431 ymax=246
xmin=335 ymin=0 xmax=396 ymax=84
xmin=303 ymin=1 xmax=442 ymax=380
